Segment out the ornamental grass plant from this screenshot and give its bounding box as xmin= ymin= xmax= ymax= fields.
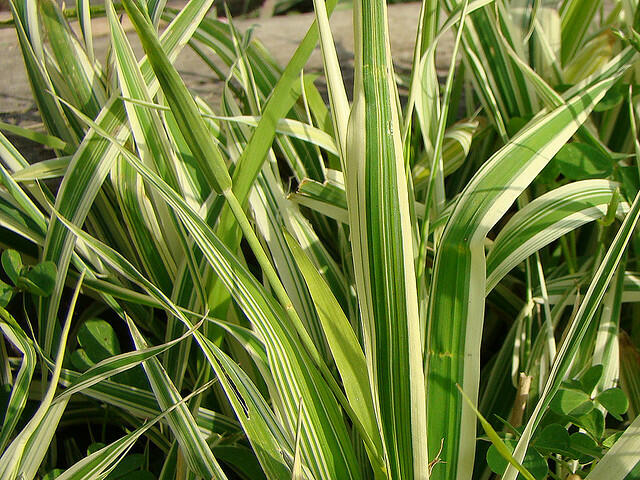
xmin=1 ymin=0 xmax=640 ymax=478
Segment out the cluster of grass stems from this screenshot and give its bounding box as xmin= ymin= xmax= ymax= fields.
xmin=1 ymin=0 xmax=640 ymax=478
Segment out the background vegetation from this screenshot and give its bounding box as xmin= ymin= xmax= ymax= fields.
xmin=1 ymin=0 xmax=640 ymax=479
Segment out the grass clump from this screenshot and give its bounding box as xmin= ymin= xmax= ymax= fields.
xmin=1 ymin=0 xmax=640 ymax=479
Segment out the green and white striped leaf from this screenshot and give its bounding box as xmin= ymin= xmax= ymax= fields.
xmin=39 ymin=0 xmax=216 ymax=359
xmin=0 ymin=136 xmax=47 ymax=236
xmin=0 ymin=272 xmax=83 ymax=480
xmin=121 ymin=0 xmax=231 ymax=195
xmin=426 ymin=61 xmax=626 ymax=480
xmin=560 ymin=0 xmax=603 ymax=65
xmin=55 ymin=380 xmax=216 ymax=480
xmin=412 ymin=120 xmax=480 ymax=190
xmin=55 ymin=366 xmax=240 ymax=437
xmin=54 ymin=318 xmax=204 ymax=403
xmin=486 ymin=180 xmax=628 ymax=292
xmin=204 ymin=339 xmax=295 ymax=480
xmin=8 ymin=0 xmax=79 ymax=147
xmin=126 ymin=317 xmax=227 ymax=480
xmin=0 ymin=308 xmax=36 ymax=452
xmin=346 ymin=0 xmax=428 ymax=477
xmin=592 ymin=260 xmax=626 ymax=393
xmin=75 ymin=0 xmax=93 ymax=63
xmin=445 ymin=0 xmax=534 ymax=123
xmin=284 ymin=231 xmax=385 ymax=472
xmin=39 ymin=0 xmax=105 ymax=121
xmin=288 ymin=176 xmax=349 ymax=224
xmin=50 ymin=134 xmax=361 ymax=479
xmin=0 ymin=121 xmax=70 ymax=154
xmin=504 ymin=189 xmax=640 ymax=480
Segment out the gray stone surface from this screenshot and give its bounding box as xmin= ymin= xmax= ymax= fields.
xmin=0 ymin=2 xmax=458 ymax=161
xmin=0 ymin=2 xmax=453 ymax=118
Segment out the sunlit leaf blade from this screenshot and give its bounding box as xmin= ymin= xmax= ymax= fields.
xmin=0 ymin=309 xmax=36 ymax=452
xmin=8 ymin=0 xmax=78 ymax=147
xmin=0 ymin=272 xmax=84 ymax=480
xmin=219 ymin=0 xmax=339 ymax=205
xmin=219 ymin=90 xmax=331 ymax=362
xmin=289 ymin=176 xmax=349 ymax=224
xmin=427 ymin=63 xmax=625 ymax=480
xmin=284 ymin=231 xmax=384 ymax=471
xmin=126 ymin=318 xmax=227 ymax=479
xmin=592 ymin=260 xmax=626 ymax=393
xmin=55 ymin=380 xmax=215 ymax=480
xmin=412 ymin=120 xmax=480 ymax=190
xmin=560 ymin=0 xmax=603 ymax=65
xmin=121 ymin=0 xmax=231 ymax=195
xmin=107 ymin=0 xmax=189 ymax=293
xmin=54 ymin=365 xmax=240 ymax=437
xmin=4 ymin=0 xmax=640 ymax=477
xmin=458 ymin=385 xmax=536 ymax=480
xmin=75 ymin=0 xmax=93 ymax=62
xmin=346 ymin=0 xmax=428 ymax=477
xmin=204 ymin=339 xmax=294 ymax=480
xmin=54 ymin=318 xmax=203 ymax=403
xmin=38 ymin=0 xmax=216 ymax=359
xmin=0 ymin=134 xmax=47 ymax=235
xmin=39 ymin=0 xmax=105 ymax=121
xmin=445 ymin=0 xmax=534 ymax=122
xmin=50 ymin=132 xmax=361 ymax=479
xmin=0 ymin=121 xmax=69 ymax=153
xmin=505 ymin=188 xmax=640 ymax=480
xmin=311 ymin=0 xmax=349 ymax=157
xmin=486 ymin=180 xmax=628 ymax=292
